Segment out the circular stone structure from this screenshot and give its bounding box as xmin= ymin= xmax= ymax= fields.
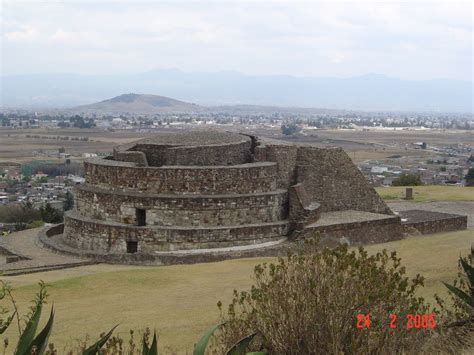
xmin=44 ymin=130 xmax=404 ymax=263
xmin=62 ymin=131 xmax=290 ymax=254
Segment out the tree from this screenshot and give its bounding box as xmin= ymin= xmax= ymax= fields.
xmin=392 ymin=173 xmax=423 ymax=186
xmin=39 ymin=203 xmax=63 ymax=223
xmin=63 ymin=191 xmax=74 ymax=211
xmin=281 ymin=123 xmax=301 ymax=136
xmin=465 ymin=168 xmax=474 ymax=187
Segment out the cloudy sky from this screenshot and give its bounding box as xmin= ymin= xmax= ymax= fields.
xmin=1 ymin=0 xmax=472 ymax=81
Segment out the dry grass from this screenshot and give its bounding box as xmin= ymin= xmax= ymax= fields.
xmin=1 ymin=229 xmax=473 ymax=352
xmin=376 ymin=186 xmax=474 ymax=202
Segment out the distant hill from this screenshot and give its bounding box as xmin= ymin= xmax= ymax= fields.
xmin=1 ymin=69 xmax=473 ymax=112
xmin=73 ymin=93 xmax=204 ymax=114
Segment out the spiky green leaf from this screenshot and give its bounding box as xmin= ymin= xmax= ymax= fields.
xmin=443 ymin=282 xmax=474 ymax=307
xmin=15 ymin=301 xmax=43 ymax=355
xmin=142 ymin=331 xmax=158 ymax=355
xmin=142 ymin=334 xmax=150 ymax=355
xmin=193 ymin=324 xmax=222 ymax=355
xmin=460 ymin=257 xmax=474 ymax=286
xmin=28 ymin=307 xmax=54 ymax=355
xmin=82 ymin=324 xmax=118 ymax=355
xmin=149 ymin=331 xmax=158 ymax=355
xmin=226 ymin=333 xmax=257 ymax=355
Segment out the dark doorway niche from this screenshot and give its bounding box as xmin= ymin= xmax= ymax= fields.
xmin=136 ymin=208 xmax=146 ymax=226
xmin=126 ymin=240 xmax=138 ymax=253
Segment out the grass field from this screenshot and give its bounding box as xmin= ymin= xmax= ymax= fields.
xmin=2 ymin=229 xmax=473 ymax=353
xmin=376 ymin=185 xmax=474 ymax=202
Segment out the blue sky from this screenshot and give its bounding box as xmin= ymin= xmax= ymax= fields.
xmin=1 ymin=0 xmax=472 ymax=81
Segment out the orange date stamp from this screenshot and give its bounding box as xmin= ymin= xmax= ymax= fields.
xmin=356 ymin=313 xmax=436 ymax=329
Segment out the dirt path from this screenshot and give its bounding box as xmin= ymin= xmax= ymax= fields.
xmin=0 ymin=227 xmax=93 ymax=274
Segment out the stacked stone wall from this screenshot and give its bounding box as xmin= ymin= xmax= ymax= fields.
xmin=164 ymin=141 xmax=252 ymax=166
xmin=301 ymin=215 xmax=402 ymax=245
xmin=255 ymin=144 xmax=298 ymax=188
xmin=288 ymin=183 xmax=320 ymax=231
xmin=129 ymin=144 xmax=175 ymax=166
xmin=295 ymin=146 xmax=393 ymax=214
xmin=84 ymin=160 xmax=277 ymax=194
xmin=74 ymin=186 xmax=288 ymax=227
xmin=113 ymin=150 xmax=148 ymax=166
xmin=63 ymin=212 xmax=288 ymax=252
xmin=402 ymin=215 xmax=467 ymax=235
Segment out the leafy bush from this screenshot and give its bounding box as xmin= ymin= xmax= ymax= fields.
xmin=26 ymin=220 xmax=45 ymax=229
xmin=392 ymin=173 xmax=423 ymax=186
xmin=0 ymin=204 xmax=41 ymax=224
xmin=281 ymin=123 xmax=301 ymax=136
xmin=39 ymin=204 xmax=63 ymax=224
xmin=213 ymin=240 xmax=435 ymax=354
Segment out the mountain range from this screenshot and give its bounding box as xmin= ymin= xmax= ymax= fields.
xmin=1 ymin=69 xmax=472 ymax=112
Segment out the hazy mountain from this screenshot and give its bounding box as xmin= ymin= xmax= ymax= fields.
xmin=1 ymin=69 xmax=472 ymax=112
xmin=73 ymin=93 xmax=203 ymax=114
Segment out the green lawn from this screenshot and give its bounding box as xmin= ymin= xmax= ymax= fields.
xmin=2 ymin=229 xmax=473 ymax=353
xmin=376 ymin=185 xmax=474 ymax=202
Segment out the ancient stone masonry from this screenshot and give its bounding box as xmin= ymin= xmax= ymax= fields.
xmin=51 ymin=130 xmax=405 ymax=260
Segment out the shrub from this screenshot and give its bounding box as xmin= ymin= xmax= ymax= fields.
xmin=213 ymin=240 xmax=435 ymax=354
xmin=392 ymin=173 xmax=423 ymax=186
xmin=0 ymin=204 xmax=41 ymax=224
xmin=26 ymin=220 xmax=45 ymax=229
xmin=39 ymin=203 xmax=63 ymax=224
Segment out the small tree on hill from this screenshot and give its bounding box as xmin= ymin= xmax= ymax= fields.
xmin=40 ymin=203 xmax=63 ymax=223
xmin=281 ymin=123 xmax=301 ymax=136
xmin=465 ymin=168 xmax=474 ymax=187
xmin=63 ymin=191 xmax=74 ymax=211
xmin=392 ymin=173 xmax=423 ymax=186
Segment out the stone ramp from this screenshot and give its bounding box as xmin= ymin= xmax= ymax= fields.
xmin=0 ymin=227 xmax=96 ymax=276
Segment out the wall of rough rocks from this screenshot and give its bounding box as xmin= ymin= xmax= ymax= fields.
xmin=63 ymin=212 xmax=288 ymax=252
xmin=288 ymin=183 xmax=321 ymax=231
xmin=84 ymin=160 xmax=277 ymax=194
xmin=301 ymin=215 xmax=402 ymax=245
xmin=294 ymin=146 xmax=393 ymax=214
xmin=123 ymin=140 xmax=252 ymax=167
xmin=402 ymin=215 xmax=467 ymax=235
xmin=255 ymin=143 xmax=298 ymax=188
xmin=74 ymin=185 xmax=288 ymax=227
xmin=113 ymin=150 xmax=148 ymax=166
xmin=164 ymin=141 xmax=252 ymax=166
xmin=128 ymin=144 xmax=175 ymax=166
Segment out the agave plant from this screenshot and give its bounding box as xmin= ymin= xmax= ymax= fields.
xmin=82 ymin=325 xmax=119 ymax=355
xmin=192 ymin=324 xmax=266 ymax=355
xmin=14 ymin=281 xmax=54 ymax=355
xmin=443 ymin=246 xmax=474 ymax=309
xmin=142 ymin=330 xmax=158 ymax=355
xmin=1 ymin=281 xmax=117 ymax=355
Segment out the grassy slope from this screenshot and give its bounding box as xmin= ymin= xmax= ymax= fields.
xmin=375 ymin=185 xmax=474 ymax=202
xmin=3 ymin=230 xmax=473 ymax=352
